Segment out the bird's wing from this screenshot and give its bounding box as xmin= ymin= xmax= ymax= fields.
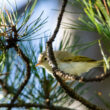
xmin=62 ymin=56 xmax=96 ymax=62
xmin=54 ymin=51 xmax=96 ymax=62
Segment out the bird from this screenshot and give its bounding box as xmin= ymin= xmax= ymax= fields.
xmin=36 ymin=51 xmax=103 ymax=76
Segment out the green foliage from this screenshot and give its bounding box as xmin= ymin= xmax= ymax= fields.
xmin=59 ymin=30 xmax=98 ymax=55
xmin=0 ymin=0 xmax=47 ymax=43
xmin=0 ymin=0 xmax=48 ymax=109
xmin=68 ymin=0 xmax=110 ymax=41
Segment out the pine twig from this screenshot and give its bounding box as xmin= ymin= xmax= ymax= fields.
xmin=46 ymin=0 xmax=104 ymax=110
xmin=8 ymin=45 xmax=31 ymax=110
xmin=1 ymin=25 xmax=32 ymax=109
xmin=0 ymin=103 xmax=73 ymax=110
xmin=102 ymin=0 xmax=109 ymax=15
xmin=54 ymin=69 xmax=110 ymax=82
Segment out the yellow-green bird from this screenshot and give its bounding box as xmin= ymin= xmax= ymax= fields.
xmin=36 ymin=51 xmax=103 ymax=76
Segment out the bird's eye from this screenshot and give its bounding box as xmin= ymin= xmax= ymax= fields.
xmin=44 ymin=57 xmax=47 ymax=60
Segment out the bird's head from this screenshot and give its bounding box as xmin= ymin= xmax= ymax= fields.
xmin=36 ymin=51 xmax=48 ymax=67
xmin=36 ymin=51 xmax=53 ymax=74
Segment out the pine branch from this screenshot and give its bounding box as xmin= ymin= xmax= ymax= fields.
xmin=54 ymin=69 xmax=110 ymax=82
xmin=8 ymin=45 xmax=31 ymax=110
xmin=46 ymin=0 xmax=104 ymax=110
xmin=1 ymin=25 xmax=31 ymax=109
xmin=0 ymin=103 xmax=73 ymax=110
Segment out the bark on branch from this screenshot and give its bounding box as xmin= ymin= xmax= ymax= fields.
xmin=8 ymin=45 xmax=31 ymax=110
xmin=46 ymin=0 xmax=104 ymax=110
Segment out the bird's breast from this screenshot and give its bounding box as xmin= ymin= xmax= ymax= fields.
xmin=58 ymin=61 xmax=98 ymax=76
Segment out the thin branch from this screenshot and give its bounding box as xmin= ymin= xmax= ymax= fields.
xmin=0 ymin=103 xmax=73 ymax=110
xmin=54 ymin=69 xmax=110 ymax=82
xmin=54 ymin=75 xmax=103 ymax=110
xmin=78 ymin=71 xmax=110 ymax=82
xmin=46 ymin=0 xmax=68 ymax=68
xmin=0 ymin=25 xmax=31 ymax=109
xmin=102 ymin=0 xmax=109 ymax=15
xmin=8 ymin=45 xmax=31 ymax=109
xmin=47 ymin=0 xmax=67 ymax=43
xmin=46 ymin=0 xmax=104 ymax=110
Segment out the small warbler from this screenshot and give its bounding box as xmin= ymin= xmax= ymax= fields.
xmin=36 ymin=51 xmax=103 ymax=76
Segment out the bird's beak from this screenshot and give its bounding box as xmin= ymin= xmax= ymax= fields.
xmin=35 ymin=63 xmax=41 ymax=67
